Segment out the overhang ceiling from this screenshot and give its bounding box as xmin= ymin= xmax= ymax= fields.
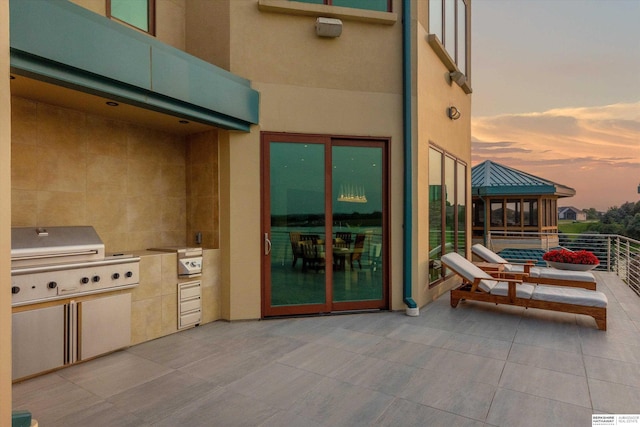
xmin=10 ymin=74 xmax=216 ymax=136
xmin=9 ymin=0 xmax=259 ymax=134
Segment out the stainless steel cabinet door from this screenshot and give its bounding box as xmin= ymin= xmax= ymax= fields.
xmin=12 ymin=305 xmax=65 ymax=380
xmin=79 ymin=293 xmax=131 ymax=360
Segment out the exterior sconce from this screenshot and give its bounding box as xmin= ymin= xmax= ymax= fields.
xmin=448 ymin=106 xmax=461 ymax=120
xmin=316 ymin=17 xmax=342 ymax=38
xmin=448 ymin=71 xmax=466 ymax=87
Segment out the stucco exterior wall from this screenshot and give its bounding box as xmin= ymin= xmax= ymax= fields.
xmin=219 ymin=1 xmax=406 ymax=319
xmin=415 ymin=17 xmax=472 ymax=308
xmin=1 ymin=0 xmax=11 ymax=422
xmin=185 ymin=0 xmax=230 ymax=70
xmin=230 ymin=1 xmax=401 ymax=93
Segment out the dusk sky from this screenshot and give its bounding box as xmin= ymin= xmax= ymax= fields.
xmin=471 ymin=0 xmax=640 ymax=211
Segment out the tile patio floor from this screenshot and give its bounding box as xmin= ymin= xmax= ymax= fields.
xmin=12 ymin=272 xmax=640 ymax=426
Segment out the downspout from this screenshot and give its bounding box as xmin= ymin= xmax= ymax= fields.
xmin=402 ymin=0 xmax=419 ymax=316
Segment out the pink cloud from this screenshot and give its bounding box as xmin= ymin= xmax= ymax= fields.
xmin=472 ymin=103 xmax=640 ymax=211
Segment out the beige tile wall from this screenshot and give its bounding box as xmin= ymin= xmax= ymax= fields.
xmin=11 ymin=96 xmax=223 ymax=345
xmin=187 ymin=131 xmax=219 ymax=248
xmin=11 ymin=96 xmax=192 ymax=253
xmin=131 ymin=249 xmax=221 ymax=345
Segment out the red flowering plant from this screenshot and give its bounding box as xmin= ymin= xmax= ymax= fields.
xmin=543 ymin=249 xmax=600 ymax=265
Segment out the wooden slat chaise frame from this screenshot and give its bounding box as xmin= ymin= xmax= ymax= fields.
xmin=471 ymin=244 xmax=597 ymax=290
xmin=442 ymin=252 xmax=607 ymax=331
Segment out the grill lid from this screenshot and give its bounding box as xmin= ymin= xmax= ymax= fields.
xmin=11 ymin=226 xmax=105 ymax=268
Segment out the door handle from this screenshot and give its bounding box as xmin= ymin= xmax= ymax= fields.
xmin=264 ymin=233 xmax=272 ymax=255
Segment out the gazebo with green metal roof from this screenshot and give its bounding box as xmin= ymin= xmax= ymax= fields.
xmin=471 ymin=160 xmax=575 ymax=248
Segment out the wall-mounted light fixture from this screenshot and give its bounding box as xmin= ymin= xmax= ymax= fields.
xmin=448 ymin=106 xmax=461 ymax=120
xmin=316 ymin=17 xmax=342 ymax=38
xmin=448 ymin=71 xmax=466 ymax=87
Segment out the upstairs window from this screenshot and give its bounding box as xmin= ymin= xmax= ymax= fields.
xmin=429 ymin=0 xmax=468 ymax=74
xmin=290 ymin=0 xmax=391 ymax=12
xmin=107 ymin=0 xmax=156 ymax=35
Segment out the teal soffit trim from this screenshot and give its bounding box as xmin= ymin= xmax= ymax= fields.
xmin=9 ymin=0 xmax=259 ymax=132
xmin=472 ymin=185 xmax=559 ymax=197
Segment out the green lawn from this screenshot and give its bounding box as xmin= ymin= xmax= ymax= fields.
xmin=558 ymin=220 xmax=598 ymax=234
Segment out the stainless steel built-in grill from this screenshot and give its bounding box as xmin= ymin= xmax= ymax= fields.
xmin=11 ymin=226 xmax=140 ymax=306
xmin=10 ymin=226 xmax=140 ymax=380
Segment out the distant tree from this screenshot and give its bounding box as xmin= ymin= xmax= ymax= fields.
xmin=626 ymin=213 xmax=640 ymax=240
xmin=589 ymin=201 xmax=640 ymax=239
xmin=583 ymin=208 xmax=600 ymax=220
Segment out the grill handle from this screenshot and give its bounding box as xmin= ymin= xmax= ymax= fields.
xmin=11 ymin=250 xmax=99 ymax=262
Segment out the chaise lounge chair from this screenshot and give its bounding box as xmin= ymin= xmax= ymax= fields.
xmin=471 ymin=244 xmax=597 ymax=290
xmin=442 ymin=252 xmax=607 ymax=330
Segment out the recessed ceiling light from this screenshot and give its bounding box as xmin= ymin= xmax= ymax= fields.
xmin=105 ymin=101 xmax=119 ymax=106
xmin=178 ymin=120 xmax=189 ymax=124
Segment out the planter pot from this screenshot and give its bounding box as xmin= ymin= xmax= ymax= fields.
xmin=546 ymin=261 xmax=597 ymax=271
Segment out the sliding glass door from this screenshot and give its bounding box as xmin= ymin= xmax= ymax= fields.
xmin=261 ymin=133 xmax=388 ymax=316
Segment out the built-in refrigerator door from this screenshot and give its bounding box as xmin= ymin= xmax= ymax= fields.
xmin=12 ymin=305 xmax=65 ymax=380
xmin=78 ymin=293 xmax=131 ymax=360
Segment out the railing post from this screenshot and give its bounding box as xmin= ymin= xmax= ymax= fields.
xmin=625 ymin=238 xmax=630 ymax=285
xmin=607 ymin=236 xmax=612 ymax=273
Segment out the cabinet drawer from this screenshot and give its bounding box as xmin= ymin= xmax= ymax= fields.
xmin=180 ymin=298 xmax=201 ymax=314
xmin=179 ymin=281 xmax=201 ymax=300
xmin=179 ymin=311 xmax=201 ymax=329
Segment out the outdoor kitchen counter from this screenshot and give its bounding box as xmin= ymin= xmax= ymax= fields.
xmin=129 ymin=248 xmax=221 ymax=345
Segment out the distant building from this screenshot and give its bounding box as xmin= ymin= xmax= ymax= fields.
xmin=471 ymin=160 xmax=575 ymax=252
xmin=558 ymin=206 xmax=587 ymax=221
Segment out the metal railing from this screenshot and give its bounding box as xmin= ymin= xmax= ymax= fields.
xmin=486 ymin=231 xmax=640 ymax=297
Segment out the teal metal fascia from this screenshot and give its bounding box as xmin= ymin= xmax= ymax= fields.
xmin=473 ymin=184 xmax=559 ymax=197
xmin=9 ymin=0 xmax=259 ymax=131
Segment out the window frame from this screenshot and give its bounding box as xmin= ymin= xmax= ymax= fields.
xmin=106 ymin=0 xmax=156 ymax=36
xmin=428 ymin=0 xmax=469 ymax=76
xmin=289 ymin=0 xmax=392 ymax=13
xmin=428 ymin=144 xmax=467 ymax=287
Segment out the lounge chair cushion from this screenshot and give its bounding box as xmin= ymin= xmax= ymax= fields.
xmin=441 ymin=252 xmax=498 ymax=292
xmin=490 ymin=282 xmax=535 ymax=299
xmin=472 ymin=244 xmax=596 ymax=283
xmin=532 ymin=285 xmax=608 ymax=308
xmin=472 ymin=244 xmax=510 ymax=264
xmin=528 ymin=267 xmax=596 ymax=282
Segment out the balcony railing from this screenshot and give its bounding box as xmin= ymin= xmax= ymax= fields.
xmin=486 ymin=231 xmax=640 ymax=297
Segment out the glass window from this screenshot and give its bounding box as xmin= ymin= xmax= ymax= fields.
xmin=291 ymin=0 xmax=391 ymax=12
xmin=429 ymin=148 xmax=443 ymax=284
xmin=506 ymin=199 xmax=521 ymax=226
xmin=445 ymin=156 xmax=456 ymax=256
xmin=456 ymin=0 xmax=466 ymax=73
xmin=428 ymin=0 xmax=469 ymax=75
xmin=456 ymin=162 xmax=466 ymax=255
xmin=532 ymin=201 xmax=539 ymax=226
xmin=428 ymin=0 xmax=443 ymax=41
xmin=444 ymin=0 xmax=455 ymax=52
xmin=491 ymin=201 xmax=503 ymax=227
xmin=108 ymin=0 xmax=155 ymax=34
xmin=523 ymin=199 xmax=538 ymax=226
xmin=429 ymin=146 xmax=467 ymax=285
